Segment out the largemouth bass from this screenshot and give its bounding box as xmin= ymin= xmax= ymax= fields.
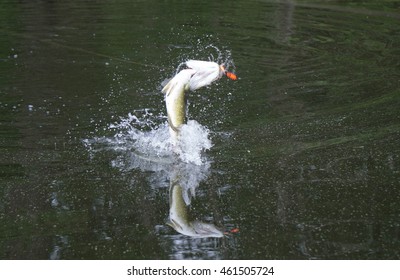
xmin=162 ymin=60 xmax=237 ymax=142
xmin=162 ymin=68 xmax=196 ymax=142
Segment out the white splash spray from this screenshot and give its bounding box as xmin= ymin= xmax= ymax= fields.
xmin=84 ymin=110 xmax=212 ymax=168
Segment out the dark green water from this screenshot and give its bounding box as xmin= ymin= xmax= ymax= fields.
xmin=1 ymin=0 xmax=399 ymax=259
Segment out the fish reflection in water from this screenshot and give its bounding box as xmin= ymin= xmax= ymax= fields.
xmin=167 ymin=162 xmax=224 ymax=238
xmin=130 ymin=152 xmax=224 ymax=238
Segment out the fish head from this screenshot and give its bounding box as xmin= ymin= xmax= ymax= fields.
xmin=186 ymin=60 xmax=221 ymax=91
xmin=185 ymin=60 xmax=237 ymax=91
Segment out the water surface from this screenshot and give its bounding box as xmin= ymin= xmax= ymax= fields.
xmin=1 ymin=0 xmax=399 ymax=259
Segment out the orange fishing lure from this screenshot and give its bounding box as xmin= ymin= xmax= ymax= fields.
xmin=226 ymin=71 xmax=237 ymax=80
xmin=220 ymin=65 xmax=238 ymax=81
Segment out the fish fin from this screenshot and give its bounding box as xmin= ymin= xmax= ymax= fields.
xmin=161 ymin=77 xmax=171 ymax=88
xmin=162 ymin=81 xmax=173 ymax=95
xmin=168 ymin=219 xmax=183 ymax=231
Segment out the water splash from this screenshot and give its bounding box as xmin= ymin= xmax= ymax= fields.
xmin=84 ymin=110 xmax=212 ymax=169
xmin=176 ymin=120 xmax=212 ymax=164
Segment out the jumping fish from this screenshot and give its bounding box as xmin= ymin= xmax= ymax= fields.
xmin=161 ymin=60 xmax=237 ymax=142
